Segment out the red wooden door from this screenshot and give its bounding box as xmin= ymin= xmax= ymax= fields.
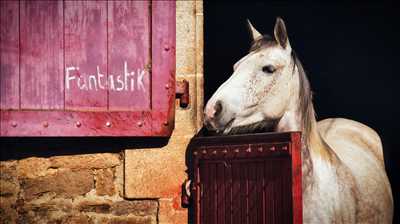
xmin=0 ymin=0 xmax=175 ymax=137
xmin=189 ymin=132 xmax=302 ymax=224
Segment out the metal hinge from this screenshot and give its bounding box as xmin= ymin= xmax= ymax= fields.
xmin=176 ymin=80 xmax=189 ymax=108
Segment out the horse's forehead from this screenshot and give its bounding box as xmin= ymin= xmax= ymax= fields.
xmin=242 ymin=46 xmax=289 ymax=65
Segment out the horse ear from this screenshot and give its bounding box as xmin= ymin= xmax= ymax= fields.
xmin=247 ymin=19 xmax=262 ymax=41
xmin=274 ymin=17 xmax=289 ymax=49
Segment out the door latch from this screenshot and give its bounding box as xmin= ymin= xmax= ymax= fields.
xmin=176 ymin=80 xmax=189 ymax=108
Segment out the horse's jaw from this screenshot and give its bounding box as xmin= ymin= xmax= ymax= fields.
xmin=221 ymin=118 xmax=278 ymax=135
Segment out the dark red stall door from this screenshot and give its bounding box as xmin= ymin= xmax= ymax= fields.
xmin=189 ymin=132 xmax=302 ymax=224
xmin=0 ymin=0 xmax=175 ymax=137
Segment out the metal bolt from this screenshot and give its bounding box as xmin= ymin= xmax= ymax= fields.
xmin=11 ymin=122 xmax=17 ymax=127
xmin=165 ymin=84 xmax=170 ymax=89
xmin=76 ymin=121 xmax=81 ymax=127
xmin=222 ymin=149 xmax=227 ymax=154
xmin=234 ymin=149 xmax=239 ymax=153
xmin=137 ymin=121 xmax=143 ymax=127
xmin=193 ymin=151 xmax=198 ymax=156
xmin=202 ymin=150 xmax=207 ymax=154
xmin=270 ymin=146 xmax=276 ymax=151
xmin=164 ymin=45 xmax=170 ymax=51
xmin=163 ymin=121 xmax=169 ymax=126
xmin=43 ymin=121 xmax=49 ymax=128
xmin=106 ymin=121 xmax=112 ymax=127
xmin=282 ymin=146 xmax=288 ymax=151
xmin=212 ymin=150 xmax=217 ymax=154
xmin=258 ymin=147 xmax=263 ymax=152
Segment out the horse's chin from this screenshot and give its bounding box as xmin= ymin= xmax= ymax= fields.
xmin=221 ymin=119 xmax=277 ymax=135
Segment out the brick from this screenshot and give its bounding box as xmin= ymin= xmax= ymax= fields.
xmin=0 ymin=180 xmax=18 ymax=197
xmin=159 ymin=198 xmax=188 ymax=224
xmin=97 ymin=216 xmax=156 ymax=224
xmin=49 ymin=153 xmax=121 ymax=170
xmin=21 ymin=169 xmax=94 ymax=200
xmin=95 ymin=168 xmax=115 ymax=196
xmin=0 ymin=161 xmax=17 ymax=182
xmin=17 ymin=157 xmax=53 ymax=178
xmin=78 ymin=200 xmax=111 ymax=213
xmin=111 ymin=200 xmax=158 ymax=217
xmin=0 ymin=201 xmax=18 ymax=224
xmin=61 ymin=215 xmax=90 ymax=224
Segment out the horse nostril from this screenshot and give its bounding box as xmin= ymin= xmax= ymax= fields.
xmin=214 ymin=100 xmax=223 ymax=117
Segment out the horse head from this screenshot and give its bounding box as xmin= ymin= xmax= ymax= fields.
xmin=205 ymin=17 xmax=312 ymax=135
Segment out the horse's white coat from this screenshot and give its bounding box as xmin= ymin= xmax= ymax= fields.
xmin=204 ymin=18 xmax=393 ymax=223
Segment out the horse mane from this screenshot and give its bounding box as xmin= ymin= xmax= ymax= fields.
xmin=250 ymin=35 xmax=315 ymax=142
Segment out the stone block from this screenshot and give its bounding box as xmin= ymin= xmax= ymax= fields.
xmin=78 ymin=200 xmax=111 ymax=214
xmin=17 ymin=157 xmax=52 ymax=179
xmin=49 ymin=153 xmax=121 ymax=170
xmin=95 ymin=168 xmax=115 ymax=196
xmin=111 ymin=200 xmax=158 ymax=217
xmin=21 ymin=169 xmax=94 ymax=200
xmin=96 ymin=216 xmax=156 ymax=224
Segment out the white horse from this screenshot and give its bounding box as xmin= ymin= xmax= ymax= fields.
xmin=204 ymin=17 xmax=393 ymax=223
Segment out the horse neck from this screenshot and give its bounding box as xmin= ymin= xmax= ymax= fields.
xmin=275 ymin=74 xmax=338 ymax=186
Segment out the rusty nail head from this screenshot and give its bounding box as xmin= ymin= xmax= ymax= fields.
xmin=283 ymin=146 xmax=288 ymax=150
xmin=270 ymin=146 xmax=276 ymax=151
xmin=164 ymin=45 xmax=170 ymax=51
xmin=193 ymin=151 xmax=198 ymax=156
xmin=76 ymin=121 xmax=81 ymax=127
xmin=106 ymin=121 xmax=112 ymax=127
xmin=212 ymin=150 xmax=217 ymax=154
xmin=137 ymin=121 xmax=143 ymax=127
xmin=202 ymin=150 xmax=207 ymax=154
xmin=222 ymin=149 xmax=227 ymax=154
xmin=258 ymin=147 xmax=263 ymax=152
xmin=11 ymin=122 xmax=17 ymax=127
xmin=43 ymin=121 xmax=49 ymax=128
xmin=163 ymin=121 xmax=169 ymax=126
xmin=234 ymin=149 xmax=239 ymax=153
xmin=165 ymin=84 xmax=170 ymax=89
xmin=246 ymin=148 xmax=251 ymax=153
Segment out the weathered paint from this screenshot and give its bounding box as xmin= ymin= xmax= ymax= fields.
xmin=0 ymin=0 xmax=175 ymax=137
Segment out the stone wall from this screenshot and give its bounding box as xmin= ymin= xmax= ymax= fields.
xmin=1 ymin=153 xmax=158 ymax=224
xmin=0 ymin=1 xmax=203 ymax=224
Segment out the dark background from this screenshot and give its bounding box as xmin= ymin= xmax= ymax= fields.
xmin=204 ymin=0 xmax=399 ymax=222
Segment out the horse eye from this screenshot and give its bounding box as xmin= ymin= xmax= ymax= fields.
xmin=262 ymin=65 xmax=276 ymax=74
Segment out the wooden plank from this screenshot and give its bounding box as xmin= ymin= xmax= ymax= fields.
xmin=107 ymin=0 xmax=150 ymax=111
xmin=0 ymin=1 xmax=19 ymax=110
xmin=232 ymin=162 xmax=241 ymax=224
xmin=151 ymin=0 xmax=175 ymax=135
xmin=248 ymin=162 xmax=257 ymax=224
xmin=64 ymin=0 xmax=107 ymax=110
xmin=225 ymin=160 xmax=233 ymax=224
xmin=20 ymin=1 xmax=64 ymax=109
xmin=0 ymin=110 xmax=151 ymax=136
xmin=217 ymin=162 xmax=225 ymax=224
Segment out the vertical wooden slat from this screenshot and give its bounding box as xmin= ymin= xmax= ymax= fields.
xmin=107 ymin=0 xmax=150 ymax=111
xmin=151 ymin=0 xmax=175 ymax=134
xmin=0 ymin=1 xmax=19 ymax=110
xmin=256 ymin=162 xmax=264 ymax=224
xmin=210 ymin=163 xmax=217 ymax=224
xmin=248 ymin=162 xmax=257 ymax=224
xmin=217 ymin=162 xmax=225 ymax=224
xmin=232 ymin=162 xmax=241 ymax=224
xmin=240 ymin=162 xmax=248 ymax=224
xmin=64 ymin=0 xmax=107 ymax=110
xmin=225 ymin=161 xmax=232 ymax=224
xmin=20 ymin=1 xmax=63 ymax=109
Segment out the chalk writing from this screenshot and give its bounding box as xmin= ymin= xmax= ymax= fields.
xmin=65 ymin=62 xmax=147 ymax=92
